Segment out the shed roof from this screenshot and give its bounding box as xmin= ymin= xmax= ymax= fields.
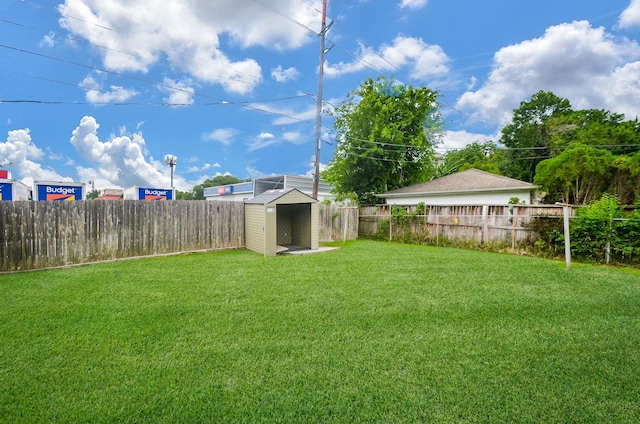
xmin=244 ymin=188 xmax=315 ymax=205
xmin=378 ymin=168 xmax=537 ymax=197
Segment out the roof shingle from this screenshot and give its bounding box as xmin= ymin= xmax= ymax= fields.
xmin=244 ymin=188 xmax=315 ymax=204
xmin=379 ymin=168 xmax=536 ymax=196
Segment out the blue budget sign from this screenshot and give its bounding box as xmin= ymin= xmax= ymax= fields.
xmin=0 ymin=183 xmax=12 ymax=201
xmin=37 ymin=184 xmax=83 ymax=201
xmin=138 ymin=187 xmax=173 ymax=201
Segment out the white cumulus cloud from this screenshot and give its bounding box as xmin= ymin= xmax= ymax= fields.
xmin=271 ymin=66 xmax=301 ymax=83
xmin=618 ymin=0 xmax=640 ymax=29
xmin=456 ymin=21 xmax=640 ymax=124
xmin=325 ymin=36 xmax=449 ymax=81
xmin=57 ymin=0 xmax=322 ymax=94
xmin=80 ymin=74 xmax=138 ymax=104
xmin=161 ymin=78 xmax=196 ymax=106
xmin=40 ymin=31 xmax=57 ymax=47
xmin=399 ymin=0 xmax=428 ymax=10
xmin=0 ymin=128 xmax=67 ymax=185
xmin=69 ymin=115 xmax=188 ymax=189
xmin=439 ymin=130 xmax=496 ymax=152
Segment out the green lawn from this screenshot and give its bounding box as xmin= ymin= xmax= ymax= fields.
xmin=1 ymin=240 xmax=639 ymax=423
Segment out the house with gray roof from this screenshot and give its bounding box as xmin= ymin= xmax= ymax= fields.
xmin=377 ymin=168 xmax=538 ymax=205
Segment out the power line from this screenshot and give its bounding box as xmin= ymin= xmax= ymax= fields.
xmin=313 ymin=8 xmax=481 ymax=123
xmin=250 ymin=0 xmax=319 ymax=34
xmin=8 ymin=0 xmax=461 ymax=126
xmin=18 ymin=0 xmax=117 ymax=32
xmin=0 ymin=17 xmax=306 ymax=100
xmin=0 ymin=5 xmax=352 ymax=140
xmin=0 ymin=44 xmax=329 ymax=126
xmin=3 ymin=5 xmax=328 ymax=105
xmin=0 ymin=65 xmax=314 ymax=106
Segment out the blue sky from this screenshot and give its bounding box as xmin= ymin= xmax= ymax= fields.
xmin=1 ymin=0 xmax=639 ymax=191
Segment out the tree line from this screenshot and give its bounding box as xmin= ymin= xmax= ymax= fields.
xmin=322 ymin=79 xmax=640 ymax=206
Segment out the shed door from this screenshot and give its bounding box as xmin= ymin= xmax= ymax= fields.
xmin=276 ymin=203 xmax=311 ymax=249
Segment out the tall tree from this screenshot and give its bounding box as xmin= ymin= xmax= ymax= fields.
xmin=323 ymin=77 xmax=442 ymax=204
xmin=630 ymin=151 xmax=640 ymax=205
xmin=533 ymin=146 xmax=614 ymax=205
xmin=540 ymin=109 xmax=640 ymax=205
xmin=609 ymin=152 xmax=640 ymax=205
xmin=547 ymin=109 xmax=640 ymax=156
xmin=437 ymin=141 xmax=502 ymax=177
xmin=500 ymin=91 xmax=572 ymax=182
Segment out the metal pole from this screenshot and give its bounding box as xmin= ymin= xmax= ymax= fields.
xmin=164 ymin=154 xmax=178 ymax=189
xmin=563 ymin=205 xmax=571 ymax=270
xmin=605 ymin=215 xmax=612 ymax=265
xmin=312 ymin=0 xmax=328 ymax=200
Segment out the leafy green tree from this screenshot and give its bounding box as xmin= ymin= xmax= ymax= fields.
xmin=609 ymin=155 xmax=638 ymax=205
xmin=437 ymin=141 xmax=502 ymax=177
xmin=534 ymin=146 xmax=614 ymax=204
xmin=547 ymin=109 xmax=640 ymax=155
xmin=620 ymin=151 xmax=640 ymax=205
xmin=323 ymin=76 xmax=442 ymax=204
xmin=500 ymin=91 xmax=572 ymax=182
xmin=543 ymin=109 xmax=640 ymax=204
xmin=86 ymin=189 xmax=99 ymax=200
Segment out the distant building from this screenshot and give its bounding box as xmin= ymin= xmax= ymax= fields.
xmin=204 ymin=174 xmax=334 ymax=202
xmin=377 ymin=168 xmax=537 ymax=205
xmin=97 ymin=188 xmax=123 ymax=200
xmin=203 ymin=181 xmax=254 ymax=202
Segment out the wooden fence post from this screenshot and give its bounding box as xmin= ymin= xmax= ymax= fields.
xmin=511 ymin=205 xmax=516 ymax=250
xmin=481 ymin=205 xmax=488 ymax=245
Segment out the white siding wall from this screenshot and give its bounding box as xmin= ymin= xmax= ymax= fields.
xmin=383 ymin=189 xmax=532 ymax=206
xmin=206 ymin=192 xmax=252 ymax=202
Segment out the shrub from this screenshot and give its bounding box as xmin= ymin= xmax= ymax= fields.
xmin=526 ymin=215 xmax=564 ymax=257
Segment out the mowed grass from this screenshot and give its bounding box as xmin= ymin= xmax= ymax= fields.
xmin=1 ymin=241 xmax=640 ymax=423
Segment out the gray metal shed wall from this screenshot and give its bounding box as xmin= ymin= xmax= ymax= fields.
xmin=311 ymin=202 xmax=318 ymax=249
xmin=245 ymin=204 xmax=265 ymax=255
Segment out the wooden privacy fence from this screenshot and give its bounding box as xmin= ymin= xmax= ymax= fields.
xmin=359 ymin=204 xmax=570 ymax=247
xmin=3 ymin=199 xmax=573 ymax=272
xmin=0 ymin=201 xmax=359 ymax=272
xmin=319 ymin=205 xmax=359 ymax=242
xmin=0 ymin=200 xmax=245 ymax=272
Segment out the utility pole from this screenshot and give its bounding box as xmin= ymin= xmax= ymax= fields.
xmin=312 ymin=0 xmax=328 ymax=199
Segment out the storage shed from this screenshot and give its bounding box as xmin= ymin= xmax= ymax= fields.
xmin=244 ymin=188 xmax=319 ymax=257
